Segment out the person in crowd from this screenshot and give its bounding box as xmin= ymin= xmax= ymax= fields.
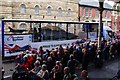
xmin=63 ymin=67 xmax=71 ymax=80
xmin=67 ymin=54 xmax=79 ymax=75
xmin=46 ymin=56 xmax=55 ymax=73
xmin=115 ymin=39 xmax=120 ymax=56
xmin=29 ymin=60 xmax=41 ymax=80
xmin=21 ymin=56 xmax=30 ymax=70
xmin=89 ymin=43 xmax=97 ymax=62
xmin=69 ymin=45 xmax=74 ymax=55
xmin=109 ymin=42 xmax=116 ymax=59
xmin=80 ymin=70 xmax=89 ymax=80
xmin=62 ymin=50 xmax=70 ymax=68
xmin=55 ymin=61 xmax=63 ymax=73
xmin=102 ymin=42 xmax=110 ymax=61
xmin=37 ymin=64 xmax=49 ymax=80
xmin=39 ymin=46 xmax=44 ymax=58
xmin=16 ymin=53 xmax=24 ymax=65
xmin=58 ymin=45 xmax=64 ymax=58
xmin=50 ymin=50 xmax=57 ymax=65
xmin=94 ymin=48 xmax=103 ymax=68
xmin=50 ymin=65 xmax=62 ymax=80
xmin=81 ymin=48 xmax=89 ymax=70
xmin=43 ymin=49 xmax=50 ymax=61
xmin=76 ymin=44 xmax=83 ymax=63
xmin=73 ymin=50 xmax=79 ymax=61
xmin=28 ymin=55 xmax=34 ymax=70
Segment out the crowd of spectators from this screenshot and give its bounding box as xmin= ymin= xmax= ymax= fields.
xmin=13 ymin=39 xmax=120 ymax=80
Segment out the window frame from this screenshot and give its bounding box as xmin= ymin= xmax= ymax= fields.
xmin=34 ymin=5 xmax=40 ymax=15
xmin=20 ymin=4 xmax=26 ymax=14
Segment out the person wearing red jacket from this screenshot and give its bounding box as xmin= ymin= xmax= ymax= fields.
xmin=22 ymin=57 xmax=30 ymax=70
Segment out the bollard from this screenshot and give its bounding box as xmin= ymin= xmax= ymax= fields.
xmin=2 ymin=67 xmax=5 ymax=80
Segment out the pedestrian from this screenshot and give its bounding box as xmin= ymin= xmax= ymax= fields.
xmin=62 ymin=50 xmax=70 ymax=68
xmin=37 ymin=64 xmax=49 ymax=80
xmin=63 ymin=67 xmax=71 ymax=80
xmin=109 ymin=43 xmax=116 ymax=60
xmin=67 ymin=54 xmax=79 ymax=75
xmin=80 ymin=70 xmax=89 ymax=80
xmin=94 ymin=48 xmax=103 ymax=68
xmin=29 ymin=60 xmax=41 ymax=80
xmin=81 ymin=48 xmax=89 ymax=70
xmin=50 ymin=65 xmax=62 ymax=80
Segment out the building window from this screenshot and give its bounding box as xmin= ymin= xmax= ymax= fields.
xmin=105 ymin=11 xmax=108 ymax=18
xmin=89 ymin=8 xmax=92 ymax=17
xmin=85 ymin=8 xmax=89 ymax=16
xmin=57 ymin=7 xmax=62 ymax=17
xmin=34 ymin=23 xmax=39 ymax=28
xmin=47 ymin=6 xmax=51 ymax=16
xmin=96 ymin=9 xmax=99 ymax=17
xmin=68 ymin=8 xmax=71 ymax=16
xmin=35 ymin=5 xmax=40 ymax=15
xmin=19 ymin=23 xmax=27 ymax=29
xmin=109 ymin=12 xmax=112 ymax=18
xmin=82 ymin=7 xmax=84 ymax=16
xmin=20 ymin=4 xmax=26 ymax=14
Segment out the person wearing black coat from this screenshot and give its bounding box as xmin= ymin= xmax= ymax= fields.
xmin=94 ymin=48 xmax=103 ymax=68
xmin=81 ymin=48 xmax=89 ymax=70
xmin=67 ymin=54 xmax=79 ymax=75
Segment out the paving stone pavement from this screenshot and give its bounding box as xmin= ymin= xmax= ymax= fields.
xmin=76 ymin=58 xmax=120 ymax=80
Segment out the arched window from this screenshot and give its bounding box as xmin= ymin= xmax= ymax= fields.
xmin=68 ymin=8 xmax=71 ymax=16
xmin=85 ymin=8 xmax=89 ymax=16
xmin=89 ymin=8 xmax=92 ymax=16
xmin=104 ymin=11 xmax=108 ymax=18
xmin=35 ymin=5 xmax=40 ymax=15
xmin=20 ymin=4 xmax=26 ymax=14
xmin=96 ymin=9 xmax=99 ymax=17
xmin=57 ymin=7 xmax=62 ymax=17
xmin=82 ymin=7 xmax=84 ymax=16
xmin=47 ymin=6 xmax=51 ymax=16
xmin=19 ymin=23 xmax=27 ymax=29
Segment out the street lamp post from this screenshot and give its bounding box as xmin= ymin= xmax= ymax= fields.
xmin=98 ymin=0 xmax=104 ymax=49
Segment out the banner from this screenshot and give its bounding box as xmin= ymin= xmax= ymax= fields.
xmin=31 ymin=39 xmax=81 ymax=51
xmin=4 ymin=34 xmax=32 ymax=57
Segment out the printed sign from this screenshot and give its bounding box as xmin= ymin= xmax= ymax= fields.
xmin=31 ymin=39 xmax=81 ymax=51
xmin=4 ymin=34 xmax=32 ymax=57
xmin=88 ymin=32 xmax=97 ymax=41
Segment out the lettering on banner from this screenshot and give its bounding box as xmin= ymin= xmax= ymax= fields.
xmin=7 ymin=35 xmax=24 ymax=41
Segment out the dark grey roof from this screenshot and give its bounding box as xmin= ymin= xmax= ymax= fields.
xmin=79 ymin=0 xmax=113 ymax=9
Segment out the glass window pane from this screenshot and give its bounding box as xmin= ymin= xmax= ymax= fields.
xmin=20 ymin=4 xmax=26 ymax=14
xmin=35 ymin=5 xmax=40 ymax=14
xmin=68 ymin=9 xmax=71 ymax=16
xmin=47 ymin=6 xmax=51 ymax=16
xmin=57 ymin=8 xmax=62 ymax=17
